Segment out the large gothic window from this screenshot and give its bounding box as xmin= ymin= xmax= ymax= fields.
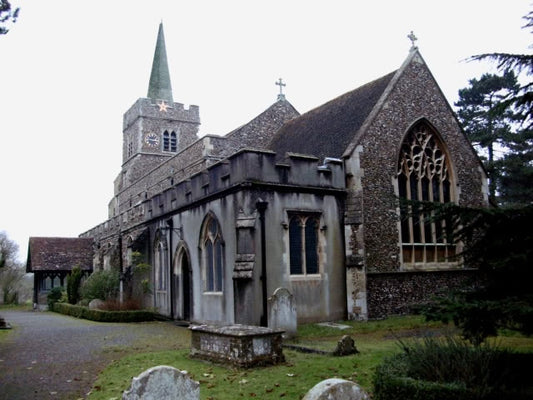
xmin=289 ymin=213 xmax=320 ymax=275
xmin=397 ymin=121 xmax=456 ymax=266
xmin=201 ymin=214 xmax=224 ymax=292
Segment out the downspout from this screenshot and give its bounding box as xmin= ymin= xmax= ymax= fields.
xmin=118 ymin=235 xmax=123 ymax=304
xmin=256 ymin=200 xmax=269 ymax=327
xmin=166 ymin=219 xmax=175 ymax=319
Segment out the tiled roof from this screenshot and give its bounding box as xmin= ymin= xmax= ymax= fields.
xmin=26 ymin=237 xmax=94 ymax=272
xmin=268 ymin=71 xmax=397 ymax=162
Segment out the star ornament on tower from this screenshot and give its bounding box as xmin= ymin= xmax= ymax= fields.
xmin=157 ymin=100 xmax=170 ymax=112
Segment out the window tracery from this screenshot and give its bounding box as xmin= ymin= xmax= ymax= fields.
xmin=398 ymin=121 xmax=456 ymax=265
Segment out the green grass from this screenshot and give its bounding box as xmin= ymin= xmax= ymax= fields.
xmin=88 ymin=316 xmax=533 ymax=400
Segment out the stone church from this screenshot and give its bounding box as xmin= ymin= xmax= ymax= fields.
xmin=77 ymin=23 xmax=488 ymax=325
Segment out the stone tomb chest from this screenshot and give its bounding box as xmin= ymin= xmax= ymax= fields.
xmin=190 ymin=324 xmax=285 ymax=367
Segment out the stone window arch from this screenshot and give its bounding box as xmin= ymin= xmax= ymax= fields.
xmin=397 ymin=120 xmax=456 ymax=266
xmin=199 ymin=213 xmax=224 ymax=292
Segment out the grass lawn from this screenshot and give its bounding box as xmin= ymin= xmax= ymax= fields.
xmin=88 ymin=316 xmax=533 ymax=400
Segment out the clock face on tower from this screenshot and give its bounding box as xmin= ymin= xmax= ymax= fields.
xmin=144 ymin=132 xmax=160 ymax=148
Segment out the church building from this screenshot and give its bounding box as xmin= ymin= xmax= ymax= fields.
xmin=78 ymin=24 xmax=488 ymax=325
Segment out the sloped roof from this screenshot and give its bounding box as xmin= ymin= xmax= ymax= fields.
xmin=268 ymin=71 xmax=396 ymax=162
xmin=225 ymin=99 xmax=300 ymax=152
xmin=27 ymin=237 xmax=94 ymax=272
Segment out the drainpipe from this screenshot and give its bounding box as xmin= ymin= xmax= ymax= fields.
xmin=118 ymin=235 xmax=123 ymax=304
xmin=256 ymin=200 xmax=269 ymax=327
xmin=166 ymin=219 xmax=175 ymax=319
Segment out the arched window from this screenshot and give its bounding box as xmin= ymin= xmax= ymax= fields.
xmin=154 ymin=236 xmax=168 ymax=291
xmin=201 ymin=214 xmax=224 ymax=292
xmin=289 ymin=213 xmax=320 ymax=275
xmin=163 ymin=131 xmax=177 ymax=152
xmin=398 ymin=121 xmax=456 ymax=265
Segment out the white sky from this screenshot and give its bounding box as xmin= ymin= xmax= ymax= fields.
xmin=1 ymin=0 xmax=531 ymax=262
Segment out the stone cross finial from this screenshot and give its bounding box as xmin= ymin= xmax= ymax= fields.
xmin=276 ymin=78 xmax=286 ymax=100
xmin=407 ymin=31 xmax=418 ymax=49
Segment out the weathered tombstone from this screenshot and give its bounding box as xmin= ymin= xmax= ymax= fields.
xmin=0 ymin=316 xmax=11 ymax=329
xmin=122 ymin=365 xmax=199 ymax=400
xmin=302 ymin=378 xmax=369 ymax=400
xmin=88 ymin=299 xmax=105 ymax=310
xmin=268 ymin=287 xmax=297 ymax=338
xmin=333 ymin=335 xmax=358 ymax=356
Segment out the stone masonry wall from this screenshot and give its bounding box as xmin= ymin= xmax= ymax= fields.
xmin=366 ymin=270 xmax=477 ymax=317
xmin=356 ymin=53 xmax=487 ymax=274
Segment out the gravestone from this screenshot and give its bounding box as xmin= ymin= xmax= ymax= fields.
xmin=89 ymin=299 xmax=105 ymax=310
xmin=302 ymin=378 xmax=369 ymax=400
xmin=333 ymin=335 xmax=358 ymax=356
xmin=268 ymin=287 xmax=297 ymax=338
xmin=122 ymin=365 xmax=199 ymax=400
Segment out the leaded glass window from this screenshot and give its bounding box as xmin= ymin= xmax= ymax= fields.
xmin=202 ymin=215 xmax=224 ymax=292
xmin=289 ymin=214 xmax=320 ymax=275
xmin=398 ymin=121 xmax=456 ymax=265
xmin=154 ymin=239 xmax=168 ymax=290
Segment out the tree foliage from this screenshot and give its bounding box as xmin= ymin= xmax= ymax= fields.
xmin=0 ymin=0 xmax=19 ymax=35
xmin=463 ymin=11 xmax=533 ymax=206
xmin=455 ymin=71 xmax=519 ymax=202
xmin=420 ymin=202 xmax=533 ymax=344
xmin=0 ymin=231 xmax=23 ymax=304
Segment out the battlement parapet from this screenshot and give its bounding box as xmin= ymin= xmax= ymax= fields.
xmin=83 ymin=149 xmax=345 ymax=238
xmin=123 ymin=98 xmax=200 ymax=130
xmin=144 ymin=149 xmax=345 ymax=220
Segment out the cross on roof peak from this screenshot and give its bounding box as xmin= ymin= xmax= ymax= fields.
xmin=275 ymin=78 xmax=286 ymax=101
xmin=407 ymin=31 xmax=418 ymax=50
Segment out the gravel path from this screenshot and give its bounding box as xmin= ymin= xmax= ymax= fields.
xmin=0 ymin=309 xmax=190 ymax=399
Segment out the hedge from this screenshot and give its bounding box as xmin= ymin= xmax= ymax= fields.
xmin=373 ymin=352 xmax=533 ymax=400
xmin=52 ymin=302 xmax=156 ymax=323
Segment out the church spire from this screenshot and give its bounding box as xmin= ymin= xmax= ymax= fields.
xmin=147 ymin=22 xmax=174 ymax=103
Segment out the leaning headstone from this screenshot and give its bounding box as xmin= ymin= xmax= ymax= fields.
xmin=333 ymin=335 xmax=358 ymax=356
xmin=268 ymin=287 xmax=297 ymax=338
xmin=302 ymin=378 xmax=369 ymax=400
xmin=122 ymin=365 xmax=199 ymax=400
xmin=89 ymin=299 xmax=105 ymax=310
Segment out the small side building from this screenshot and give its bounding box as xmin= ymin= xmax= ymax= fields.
xmin=26 ymin=237 xmax=94 ymax=307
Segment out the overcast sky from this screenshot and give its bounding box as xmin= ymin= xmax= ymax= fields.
xmin=1 ymin=1 xmax=531 ymax=261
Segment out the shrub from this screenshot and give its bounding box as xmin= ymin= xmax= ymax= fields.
xmin=373 ymin=336 xmax=533 ymax=400
xmin=80 ymin=269 xmax=119 ymax=302
xmin=67 ymin=266 xmax=83 ymax=304
xmin=47 ymin=286 xmax=64 ymax=310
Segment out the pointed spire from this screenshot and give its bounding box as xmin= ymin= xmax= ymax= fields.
xmin=147 ymin=22 xmax=174 ymax=103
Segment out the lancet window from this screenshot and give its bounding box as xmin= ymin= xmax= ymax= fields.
xmin=201 ymin=214 xmax=224 ymax=292
xmin=163 ymin=130 xmax=177 ymax=152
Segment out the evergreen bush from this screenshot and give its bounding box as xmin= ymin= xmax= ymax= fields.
xmin=80 ymin=269 xmax=119 ymax=302
xmin=47 ymin=286 xmax=64 ymax=310
xmin=373 ymin=336 xmax=533 ymax=400
xmin=67 ymin=266 xmax=83 ymax=304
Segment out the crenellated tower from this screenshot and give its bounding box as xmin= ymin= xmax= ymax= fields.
xmin=117 ymin=22 xmax=200 ymax=197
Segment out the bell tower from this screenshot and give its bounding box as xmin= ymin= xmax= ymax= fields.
xmin=119 ymin=22 xmax=200 ymax=191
